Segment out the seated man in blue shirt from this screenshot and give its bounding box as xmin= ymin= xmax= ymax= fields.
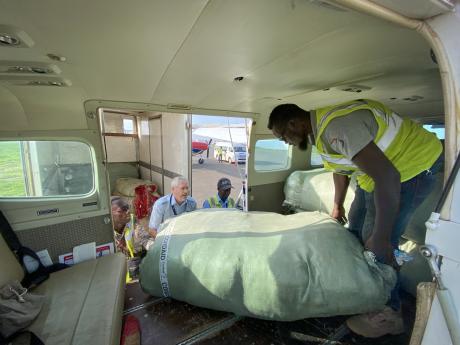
xmin=203 ymin=177 xmax=236 ymax=208
xmin=148 ymin=176 xmax=196 ymax=240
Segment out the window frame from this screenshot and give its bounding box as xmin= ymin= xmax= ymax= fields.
xmin=0 ymin=138 xmax=97 ymax=200
xmin=253 ymin=138 xmax=292 ymax=172
xmin=102 ymin=112 xmax=138 ymax=138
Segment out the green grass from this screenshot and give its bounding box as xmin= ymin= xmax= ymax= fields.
xmin=0 ymin=142 xmax=26 ymax=197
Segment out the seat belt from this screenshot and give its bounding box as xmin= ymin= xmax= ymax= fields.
xmin=0 ymin=211 xmax=67 ymax=288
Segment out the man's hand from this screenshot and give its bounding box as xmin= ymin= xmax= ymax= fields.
xmin=352 ymin=142 xmax=401 ymax=268
xmin=365 ymin=235 xmax=397 ymax=267
xmin=332 ymin=174 xmax=350 ymax=225
xmin=331 ymin=204 xmax=347 ymax=225
xmin=148 ymin=228 xmax=157 ymax=239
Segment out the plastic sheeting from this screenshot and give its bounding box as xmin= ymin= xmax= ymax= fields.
xmin=140 ymin=210 xmax=396 ymax=321
xmin=115 ymin=177 xmax=153 ymax=197
xmin=284 ymin=168 xmax=355 ymax=213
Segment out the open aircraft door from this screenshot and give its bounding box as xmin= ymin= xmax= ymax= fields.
xmin=139 ymin=113 xmax=191 ymax=194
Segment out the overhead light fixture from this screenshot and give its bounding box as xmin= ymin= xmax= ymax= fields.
xmin=47 ymin=53 xmax=67 ymax=62
xmin=340 ymin=84 xmax=371 ymax=93
xmin=1 ymin=61 xmax=60 ymax=75
xmin=0 ymin=74 xmax=70 ymax=86
xmin=29 ymin=80 xmax=65 ymax=87
xmin=0 ymin=25 xmax=34 ymax=47
xmin=0 ymin=33 xmax=20 ymax=46
xmin=403 ymin=95 xmax=424 ymax=102
xmin=8 ymin=66 xmax=53 ymax=74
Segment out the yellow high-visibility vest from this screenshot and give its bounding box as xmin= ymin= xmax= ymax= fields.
xmin=123 ymin=214 xmax=136 ymax=258
xmin=315 ymin=99 xmax=442 ymax=192
xmin=208 ymin=196 xmax=235 ymax=208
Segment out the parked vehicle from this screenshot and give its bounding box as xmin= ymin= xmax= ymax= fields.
xmin=214 ymin=142 xmax=247 ymax=164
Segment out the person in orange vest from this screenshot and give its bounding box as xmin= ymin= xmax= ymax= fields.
xmin=203 ymin=178 xmax=236 ymax=208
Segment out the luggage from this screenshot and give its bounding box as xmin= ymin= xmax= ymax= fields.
xmin=140 ymin=210 xmax=395 ymax=321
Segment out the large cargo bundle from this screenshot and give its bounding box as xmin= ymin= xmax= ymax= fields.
xmin=140 ymin=210 xmax=396 ymax=321
xmin=283 ymin=168 xmax=355 ymax=213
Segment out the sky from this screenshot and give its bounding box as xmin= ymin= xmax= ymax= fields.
xmin=423 ymin=125 xmax=445 ymax=139
xmin=192 ymin=115 xmax=247 ymax=126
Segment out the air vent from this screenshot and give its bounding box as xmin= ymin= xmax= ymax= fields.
xmin=403 ymin=95 xmax=424 ymax=102
xmin=0 ymin=61 xmax=61 ymax=75
xmin=339 ymin=84 xmax=371 ymax=93
xmin=0 ymin=75 xmax=71 ymax=86
xmin=0 ymin=25 xmax=34 ymax=48
xmin=167 ymin=103 xmax=191 ymax=111
xmin=309 ymin=0 xmax=348 ymax=12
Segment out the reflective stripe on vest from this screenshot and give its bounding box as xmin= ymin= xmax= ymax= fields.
xmin=315 ymin=99 xmax=442 ymax=192
xmin=319 ymin=110 xmax=403 ymax=167
xmin=208 ymin=196 xmax=235 ymax=208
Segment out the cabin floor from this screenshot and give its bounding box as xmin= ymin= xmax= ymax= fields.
xmin=123 ymin=282 xmax=415 ymax=345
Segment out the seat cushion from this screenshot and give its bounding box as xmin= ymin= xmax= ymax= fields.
xmin=29 ymin=253 xmax=126 ymax=345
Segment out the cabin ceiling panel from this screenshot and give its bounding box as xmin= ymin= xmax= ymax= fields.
xmin=368 ymin=0 xmax=454 ymax=19
xmin=2 ymin=86 xmax=88 ymax=130
xmin=0 ymin=0 xmax=208 ymax=102
xmin=201 ymin=24 xmax=438 ymax=112
xmin=0 ymin=0 xmax=445 ymax=123
xmin=0 ymin=85 xmax=28 ymax=129
xmin=151 ymin=0 xmax=361 ymax=106
xmin=151 ymin=0 xmax=442 ymax=118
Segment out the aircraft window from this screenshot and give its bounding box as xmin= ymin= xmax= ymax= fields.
xmin=123 ymin=118 xmax=135 ymax=134
xmin=0 ymin=140 xmax=94 ymax=198
xmin=311 ymin=145 xmax=324 ymax=167
xmin=254 ymin=139 xmax=290 ymax=171
xmin=423 ymin=124 xmax=445 ymax=139
xmin=103 ymin=112 xmax=137 ymax=135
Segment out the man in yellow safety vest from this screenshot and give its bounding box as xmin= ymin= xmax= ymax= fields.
xmin=268 ymin=99 xmax=443 ymax=338
xmin=202 ymin=177 xmax=236 ymax=208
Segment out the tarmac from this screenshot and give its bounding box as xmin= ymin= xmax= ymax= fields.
xmin=191 ymin=156 xmax=246 ymax=208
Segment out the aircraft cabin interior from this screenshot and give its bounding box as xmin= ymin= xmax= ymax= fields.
xmin=1 ymin=1 xmax=459 ymax=344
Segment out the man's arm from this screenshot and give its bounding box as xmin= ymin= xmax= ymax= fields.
xmin=332 ymin=173 xmax=350 ymax=224
xmin=189 ymin=199 xmax=197 ymax=211
xmin=148 ymin=202 xmax=162 ymax=239
xmin=352 ymin=141 xmax=400 ymax=265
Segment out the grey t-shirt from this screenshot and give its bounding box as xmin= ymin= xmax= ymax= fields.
xmin=316 ymin=109 xmax=378 ymax=160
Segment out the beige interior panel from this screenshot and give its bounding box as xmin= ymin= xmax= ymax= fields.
xmin=16 ymin=215 xmax=114 ymax=263
xmin=0 ymin=0 xmax=209 ymax=102
xmin=370 ymin=0 xmax=453 ymax=19
xmin=105 ymin=136 xmax=137 ymax=163
xmin=1 ymin=86 xmax=88 ymax=131
xmin=0 ymin=0 xmax=444 ymax=125
xmin=148 ymin=117 xmax=163 ymax=169
xmin=138 ymin=118 xmax=151 ymax=164
xmin=151 ymin=171 xmax=164 ymax=195
xmin=161 ymin=113 xmax=189 ymax=178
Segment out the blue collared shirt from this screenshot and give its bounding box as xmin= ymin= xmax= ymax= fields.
xmin=149 ymin=194 xmax=197 ymax=232
xmin=202 ymin=194 xmax=232 ymax=208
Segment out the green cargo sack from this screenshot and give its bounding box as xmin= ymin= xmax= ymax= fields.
xmin=140 ymin=210 xmax=396 ymax=321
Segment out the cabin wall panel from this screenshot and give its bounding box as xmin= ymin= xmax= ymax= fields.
xmin=162 ymin=114 xmax=188 ymax=178
xmin=105 ymin=136 xmax=137 ymax=163
xmin=138 ymin=119 xmax=150 ymax=164
xmin=17 ymin=215 xmax=113 ymax=263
